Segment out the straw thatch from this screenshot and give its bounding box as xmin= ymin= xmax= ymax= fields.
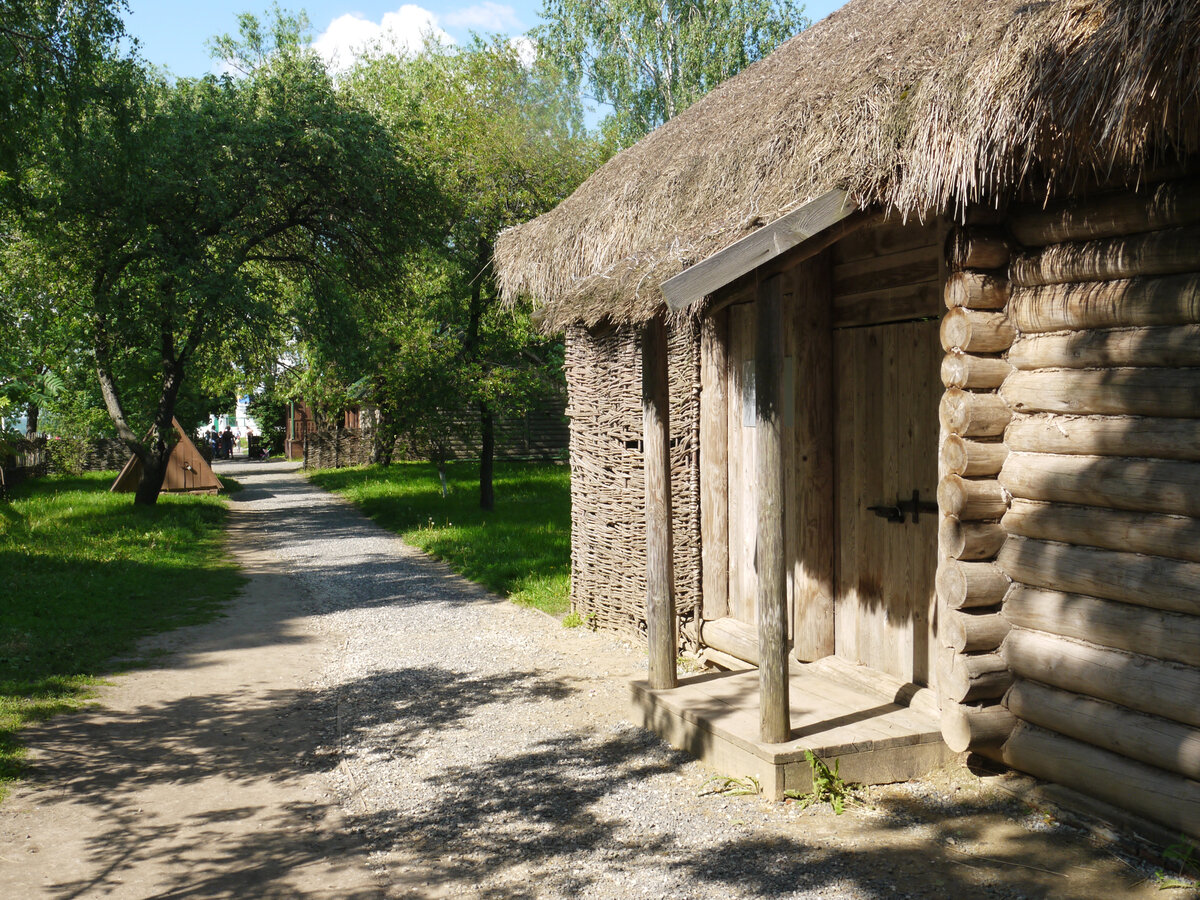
xmin=496 ymin=0 xmax=1200 ymax=330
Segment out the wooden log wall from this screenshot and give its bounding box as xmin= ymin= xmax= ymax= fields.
xmin=996 ymin=178 xmax=1200 ymax=840
xmin=937 ymin=224 xmax=1015 ymax=754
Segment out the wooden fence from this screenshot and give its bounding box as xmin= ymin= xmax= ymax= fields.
xmin=1 ymin=435 xmax=133 ymax=495
xmin=303 ymin=400 xmax=570 ymax=470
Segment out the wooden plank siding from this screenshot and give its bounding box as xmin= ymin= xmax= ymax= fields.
xmin=702 ymin=216 xmax=943 ymax=684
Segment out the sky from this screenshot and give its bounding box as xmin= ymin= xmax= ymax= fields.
xmin=122 ymin=0 xmax=848 ymax=79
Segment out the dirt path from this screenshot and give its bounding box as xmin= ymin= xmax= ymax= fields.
xmin=0 ymin=463 xmax=1181 ymax=899
xmin=0 ymin=461 xmax=383 ymax=898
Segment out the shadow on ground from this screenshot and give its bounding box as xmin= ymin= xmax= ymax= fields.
xmin=4 ymin=464 xmax=1164 ymax=899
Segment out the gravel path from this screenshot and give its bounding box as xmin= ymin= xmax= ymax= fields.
xmin=1 ymin=461 xmax=1168 ymax=899
xmin=224 ymin=462 xmax=1166 ymax=900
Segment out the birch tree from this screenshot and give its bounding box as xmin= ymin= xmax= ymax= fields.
xmin=535 ymin=0 xmax=807 ymax=145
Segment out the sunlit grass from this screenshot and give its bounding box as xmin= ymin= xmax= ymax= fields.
xmin=309 ymin=461 xmax=570 ymax=616
xmin=0 ymin=473 xmax=241 ymax=796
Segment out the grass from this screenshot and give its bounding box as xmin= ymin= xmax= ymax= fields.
xmin=308 ymin=460 xmax=571 ymax=616
xmin=0 ymin=472 xmax=242 ymax=795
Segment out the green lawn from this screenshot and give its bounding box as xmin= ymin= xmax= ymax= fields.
xmin=309 ymin=461 xmax=571 ymax=616
xmin=0 ymin=473 xmax=241 ymax=793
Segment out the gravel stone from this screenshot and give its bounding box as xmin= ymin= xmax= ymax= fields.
xmin=223 ymin=462 xmax=1174 ymax=900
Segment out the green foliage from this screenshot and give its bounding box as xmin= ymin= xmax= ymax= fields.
xmin=0 ymin=472 xmax=241 ymax=793
xmin=308 ymin=461 xmax=571 ymax=615
xmin=784 ymin=750 xmax=856 ymax=814
xmin=247 ymin=385 xmax=288 ymax=456
xmin=5 ymin=8 xmax=442 ymax=503
xmin=1155 ymin=837 xmax=1200 ymax=890
xmin=324 ymin=38 xmax=606 ymax=488
xmin=535 ymin=0 xmax=808 ymax=144
xmin=561 ymin=610 xmax=597 ymax=629
xmin=0 ymin=0 xmax=129 ymax=194
xmin=700 ymin=774 xmax=762 ymax=796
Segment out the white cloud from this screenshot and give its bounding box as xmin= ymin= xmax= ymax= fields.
xmin=210 ymin=58 xmax=240 ymax=79
xmin=509 ymin=34 xmax=536 ymax=68
xmin=313 ymin=6 xmax=452 ymax=72
xmin=444 ymin=2 xmax=523 ymax=33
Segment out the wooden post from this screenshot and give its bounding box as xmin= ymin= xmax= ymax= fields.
xmin=756 ymin=274 xmax=790 ymax=743
xmin=643 ymin=314 xmax=677 ymax=691
xmin=700 ymin=312 xmax=730 ymax=621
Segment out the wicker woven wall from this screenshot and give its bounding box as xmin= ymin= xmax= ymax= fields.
xmin=564 ymin=320 xmax=701 ymax=642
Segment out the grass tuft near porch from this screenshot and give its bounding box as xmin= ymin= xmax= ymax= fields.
xmin=308 ymin=461 xmax=571 ymax=616
xmin=0 ymin=473 xmax=242 ymax=795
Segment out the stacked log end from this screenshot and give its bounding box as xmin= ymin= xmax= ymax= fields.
xmin=995 ymin=179 xmax=1200 ymax=840
xmin=938 ymin=223 xmax=1015 ymax=754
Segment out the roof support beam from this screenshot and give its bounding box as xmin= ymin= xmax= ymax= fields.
xmin=756 ymin=274 xmax=791 ymax=743
xmin=662 ymin=189 xmax=864 ymax=312
xmin=642 ymin=313 xmax=677 ymax=691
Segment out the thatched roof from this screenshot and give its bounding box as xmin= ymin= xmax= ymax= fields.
xmin=495 ymin=0 xmax=1200 ymax=330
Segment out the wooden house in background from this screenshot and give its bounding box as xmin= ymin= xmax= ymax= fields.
xmin=285 ymin=401 xmax=360 ymax=459
xmin=496 ymin=0 xmax=1200 ymax=841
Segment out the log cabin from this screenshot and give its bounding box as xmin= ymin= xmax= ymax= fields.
xmin=495 ymin=0 xmax=1200 ymax=839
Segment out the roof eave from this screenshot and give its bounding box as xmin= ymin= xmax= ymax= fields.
xmin=661 ymin=189 xmax=862 ymax=312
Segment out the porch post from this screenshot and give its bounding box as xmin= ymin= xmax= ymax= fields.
xmin=643 ymin=313 xmax=677 ymax=690
xmin=756 ymin=274 xmax=791 ymax=742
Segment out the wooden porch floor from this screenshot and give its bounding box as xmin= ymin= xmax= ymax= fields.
xmin=630 ymin=657 xmax=953 ymax=799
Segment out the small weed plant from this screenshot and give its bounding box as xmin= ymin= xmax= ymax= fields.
xmin=699 ymin=774 xmax=761 ymax=797
xmin=1155 ymin=837 xmax=1200 ymax=891
xmin=784 ymin=750 xmax=857 ymax=815
xmin=562 ymin=610 xmax=598 ymax=629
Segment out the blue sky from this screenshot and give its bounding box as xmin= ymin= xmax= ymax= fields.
xmin=123 ymin=1 xmax=848 ymax=78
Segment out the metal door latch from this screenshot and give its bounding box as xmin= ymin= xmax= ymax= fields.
xmin=867 ymin=503 xmax=904 ymax=522
xmin=867 ymin=489 xmax=938 ymax=524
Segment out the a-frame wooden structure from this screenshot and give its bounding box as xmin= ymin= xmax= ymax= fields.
xmin=110 ymin=418 xmax=221 ymax=495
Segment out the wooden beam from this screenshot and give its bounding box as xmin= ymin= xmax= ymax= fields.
xmin=642 ymin=314 xmax=676 ymax=691
xmin=999 ymin=535 xmax=1200 ymax=617
xmin=756 ymin=274 xmax=790 ymax=743
xmin=1004 ymin=497 xmax=1200 ymax=566
xmin=942 ymin=701 xmax=1015 ymax=753
xmin=700 ymin=311 xmax=730 ymax=620
xmin=1004 ymin=627 xmax=1200 ymax=729
xmin=701 ymin=616 xmax=761 ymax=666
xmin=1002 ymin=721 xmax=1200 ymax=840
xmin=1007 ymin=679 xmax=1200 ymax=782
xmin=662 ymin=190 xmax=861 ymax=311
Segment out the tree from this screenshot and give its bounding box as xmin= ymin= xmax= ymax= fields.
xmin=342 ymin=37 xmax=607 ymax=509
xmin=0 ymin=0 xmax=128 ymax=198
xmin=1 ymin=1 xmax=128 ymax=435
xmin=535 ymin=0 xmax=807 ymax=145
xmin=16 ymin=11 xmax=440 ymax=504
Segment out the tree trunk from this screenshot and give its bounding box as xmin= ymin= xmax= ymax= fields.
xmin=25 ymin=402 xmax=39 ymax=437
xmin=434 ymin=444 xmax=448 ymax=498
xmin=93 ymin=313 xmax=187 ymax=506
xmin=134 ymin=363 xmax=185 ymax=506
xmin=134 ymin=440 xmax=170 ymax=506
xmin=464 ymin=236 xmax=495 ymax=510
xmin=479 ymin=401 xmax=494 ymax=511
xmin=372 ymin=406 xmax=396 ymax=467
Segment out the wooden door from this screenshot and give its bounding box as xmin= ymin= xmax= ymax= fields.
xmin=833 ymin=318 xmax=941 ymax=687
